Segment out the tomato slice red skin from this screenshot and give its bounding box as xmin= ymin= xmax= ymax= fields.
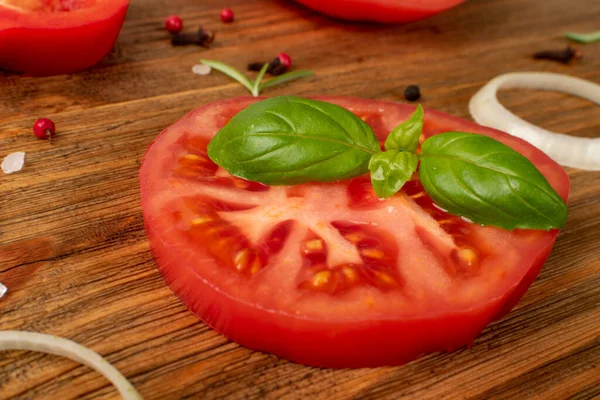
xmin=491 ymin=238 xmax=556 ymax=322
xmin=293 ymin=0 xmax=467 ymax=23
xmin=0 ymin=0 xmax=129 ymax=76
xmin=140 ymin=96 xmax=570 ymax=368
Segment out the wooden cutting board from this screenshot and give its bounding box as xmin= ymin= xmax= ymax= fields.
xmin=1 ymin=0 xmax=599 ymax=398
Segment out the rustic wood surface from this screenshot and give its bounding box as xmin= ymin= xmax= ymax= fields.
xmin=1 ymin=0 xmax=599 ymax=398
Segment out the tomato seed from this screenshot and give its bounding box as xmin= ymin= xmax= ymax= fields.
xmin=456 ymin=247 xmax=478 ymax=267
xmin=304 ymin=239 xmax=324 ymax=252
xmin=312 ymin=270 xmax=332 ymax=287
xmin=361 ymin=248 xmax=385 ymax=260
xmin=191 ymin=216 xmax=212 ymax=226
xmin=233 ymin=249 xmax=250 ymax=270
xmin=249 ymin=257 xmax=263 ymax=275
xmin=344 ymin=232 xmax=365 ymax=243
xmin=372 ymin=270 xmax=398 ymax=287
xmin=183 ymin=154 xmax=202 ymax=161
xmin=341 ymin=266 xmax=358 ymax=283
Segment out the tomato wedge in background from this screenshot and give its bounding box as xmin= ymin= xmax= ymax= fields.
xmin=139 ymin=97 xmax=569 ymax=368
xmin=0 ymin=0 xmax=129 ymax=76
xmin=293 ymin=0 xmax=467 ymax=23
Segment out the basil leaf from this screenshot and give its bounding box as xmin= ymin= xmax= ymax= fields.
xmin=369 ymin=150 xmax=418 ymax=198
xmin=207 ymin=96 xmax=381 ymax=185
xmin=384 ymin=104 xmax=424 ymax=152
xmin=419 ymin=132 xmax=568 ymax=230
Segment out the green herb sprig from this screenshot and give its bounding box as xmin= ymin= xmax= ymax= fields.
xmin=565 ymin=31 xmax=600 ymax=44
xmin=207 ymin=96 xmax=568 ymax=231
xmin=200 ymin=60 xmax=313 ymax=97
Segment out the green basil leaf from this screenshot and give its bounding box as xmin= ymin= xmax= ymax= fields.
xmin=369 ymin=150 xmax=418 ymax=198
xmin=419 ymin=132 xmax=568 ymax=230
xmin=384 ymin=104 xmax=424 ymax=152
xmin=207 ymin=96 xmax=381 ymax=185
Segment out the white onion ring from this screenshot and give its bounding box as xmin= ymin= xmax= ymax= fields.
xmin=469 ymin=72 xmax=600 ymax=170
xmin=0 ymin=331 xmax=142 ymax=400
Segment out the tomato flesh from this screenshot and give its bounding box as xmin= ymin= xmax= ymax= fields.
xmin=140 ymin=96 xmax=569 ymax=367
xmin=293 ymin=0 xmax=467 ymax=23
xmin=0 ymin=0 xmax=128 ymax=75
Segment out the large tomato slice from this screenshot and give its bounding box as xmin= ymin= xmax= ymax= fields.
xmin=140 ymin=96 xmax=569 ymax=368
xmin=0 ymin=0 xmax=129 ymax=76
xmin=292 ymin=0 xmax=467 ymax=23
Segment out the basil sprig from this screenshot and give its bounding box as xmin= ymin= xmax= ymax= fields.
xmin=208 ymin=96 xmax=568 ymax=230
xmin=369 ymin=104 xmax=424 ymax=199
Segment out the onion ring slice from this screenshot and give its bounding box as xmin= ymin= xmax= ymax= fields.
xmin=0 ymin=331 xmax=142 ymax=399
xmin=469 ymin=72 xmax=600 ymax=171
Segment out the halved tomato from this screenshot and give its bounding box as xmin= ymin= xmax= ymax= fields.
xmin=292 ymin=0 xmax=467 ymax=23
xmin=139 ymin=97 xmax=569 ymax=368
xmin=0 ymin=0 xmax=129 ymax=76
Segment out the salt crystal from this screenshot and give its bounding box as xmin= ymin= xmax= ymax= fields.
xmin=2 ymin=152 xmax=25 ymax=174
xmin=0 ymin=283 xmax=7 ymax=299
xmin=192 ymin=64 xmax=212 ymax=76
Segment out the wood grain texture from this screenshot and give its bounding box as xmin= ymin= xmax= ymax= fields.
xmin=1 ymin=0 xmax=599 ymax=398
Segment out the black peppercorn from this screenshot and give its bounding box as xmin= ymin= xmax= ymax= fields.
xmin=404 ymin=85 xmax=421 ymax=102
